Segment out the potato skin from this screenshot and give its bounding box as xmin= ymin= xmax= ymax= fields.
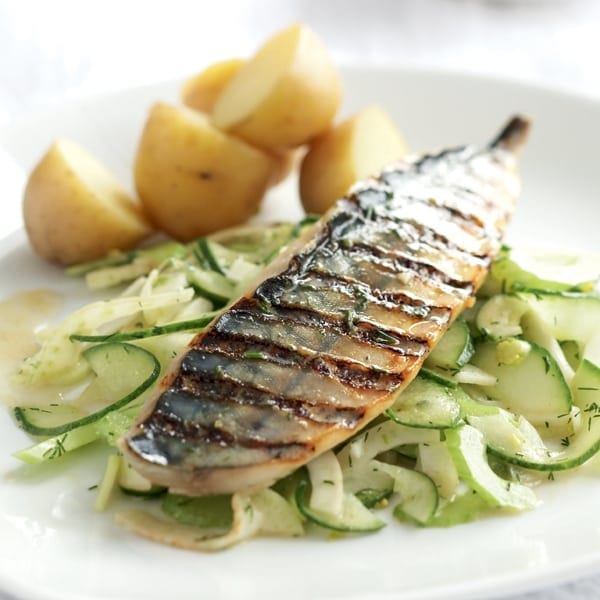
xmin=134 ymin=103 xmax=277 ymax=241
xmin=299 ymin=122 xmax=356 ymax=215
xmin=23 ymin=140 xmax=152 ymax=265
xmin=213 ymin=24 xmax=342 ymax=149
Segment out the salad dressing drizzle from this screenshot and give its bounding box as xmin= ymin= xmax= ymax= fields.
xmin=0 ymin=289 xmax=62 ymax=406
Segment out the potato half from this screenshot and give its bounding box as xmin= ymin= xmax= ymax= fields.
xmin=212 ymin=24 xmax=342 ymax=149
xmin=23 ymin=139 xmax=153 ymax=265
xmin=134 ymin=103 xmax=277 ymax=241
xmin=299 ymin=106 xmax=410 ymax=214
xmin=181 ymin=58 xmax=245 ymax=114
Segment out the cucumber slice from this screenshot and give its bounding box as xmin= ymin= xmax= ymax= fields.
xmin=66 ymin=241 xmax=187 ymax=279
xmin=519 ymin=291 xmax=600 ymax=346
xmin=445 ymin=425 xmax=537 ymax=510
xmin=520 ymin=309 xmax=575 ymax=384
xmin=561 ymin=340 xmax=582 ymax=371
xmin=475 ymin=295 xmax=528 ymax=339
xmin=418 ymin=367 xmax=458 ymax=388
xmin=295 ymin=474 xmax=385 ymax=533
xmin=336 ymin=420 xmax=440 ymax=471
xmin=470 ymin=339 xmax=572 ymax=428
xmin=426 ymin=489 xmax=492 ymax=527
xmin=372 ymin=460 xmax=439 ymax=525
xmin=418 ymin=441 xmax=460 ymax=499
xmin=467 ymin=410 xmax=551 ymax=467
xmin=342 ymin=459 xmax=394 ymax=508
xmin=14 ymin=342 xmax=160 ymax=436
xmin=162 ymin=494 xmax=234 ymax=530
xmin=385 ymin=374 xmax=463 ymax=429
xmin=196 ymin=238 xmax=228 ymax=275
xmin=186 ymin=265 xmax=235 ymax=304
xmin=70 ymin=313 xmax=217 ymax=342
xmin=480 ymin=246 xmax=598 ymax=296
xmin=425 ymin=318 xmax=474 ymax=371
xmin=13 ymin=422 xmax=100 ymax=463
xmin=471 ymin=360 xmax=600 ymax=471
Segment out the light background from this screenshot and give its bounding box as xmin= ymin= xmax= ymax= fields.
xmin=1 ymin=1 xmax=600 ymax=598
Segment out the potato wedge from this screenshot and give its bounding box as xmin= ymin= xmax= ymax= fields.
xmin=212 ymin=24 xmax=342 ymax=149
xmin=134 ymin=103 xmax=277 ymax=241
xmin=23 ymin=139 xmax=153 ymax=265
xmin=299 ymin=106 xmax=410 ymax=214
xmin=181 ymin=58 xmax=245 ymax=113
xmin=183 ymin=58 xmax=295 ymax=186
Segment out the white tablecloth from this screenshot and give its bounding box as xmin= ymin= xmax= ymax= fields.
xmin=1 ymin=1 xmax=600 ymax=598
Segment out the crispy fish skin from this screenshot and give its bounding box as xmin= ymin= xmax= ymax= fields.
xmin=120 ymin=116 xmax=531 ymax=495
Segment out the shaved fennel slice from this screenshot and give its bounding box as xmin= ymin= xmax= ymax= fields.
xmin=115 ymin=489 xmax=303 ymax=551
xmin=17 ymin=288 xmax=193 ymax=386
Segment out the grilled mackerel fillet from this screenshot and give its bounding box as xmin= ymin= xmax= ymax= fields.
xmin=121 ymin=116 xmax=530 ymax=495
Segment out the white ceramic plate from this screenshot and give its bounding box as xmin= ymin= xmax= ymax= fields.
xmin=1 ymin=66 xmax=600 ymax=600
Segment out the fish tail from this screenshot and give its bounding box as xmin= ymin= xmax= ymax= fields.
xmin=490 ymin=115 xmax=531 ymax=154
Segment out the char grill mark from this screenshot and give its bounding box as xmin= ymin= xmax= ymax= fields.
xmin=251 ymin=282 xmax=432 ymax=356
xmin=341 ymin=243 xmax=474 ymax=293
xmin=177 ymin=347 xmax=394 ymax=409
xmin=259 ymin=269 xmax=449 ymax=335
xmin=213 ymin=303 xmax=424 ymax=372
xmin=198 ymin=332 xmax=406 ymax=391
xmin=174 ymin=373 xmax=365 ymax=429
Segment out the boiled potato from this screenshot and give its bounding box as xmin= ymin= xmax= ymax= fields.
xmin=212 ymin=24 xmax=342 ymax=149
xmin=23 ymin=139 xmax=153 ymax=265
xmin=183 ymin=58 xmax=295 ymax=186
xmin=134 ymin=103 xmax=277 ymax=241
xmin=269 ymin=148 xmax=301 ymax=186
xmin=299 ymin=106 xmax=409 ymax=214
xmin=181 ymin=58 xmax=245 ymax=113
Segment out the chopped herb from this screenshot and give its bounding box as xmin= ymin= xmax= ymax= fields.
xmin=42 ymin=434 xmax=68 ymax=460
xmin=258 ymin=299 xmax=272 ymax=313
xmin=88 ymin=484 xmax=99 ymax=491
xmin=243 ymin=351 xmax=266 ymax=360
xmin=373 ymin=329 xmax=398 ymax=346
xmin=560 ymin=436 xmax=571 ymax=447
xmin=542 ymin=355 xmax=551 ymax=374
xmin=354 ymin=285 xmax=370 ymax=311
